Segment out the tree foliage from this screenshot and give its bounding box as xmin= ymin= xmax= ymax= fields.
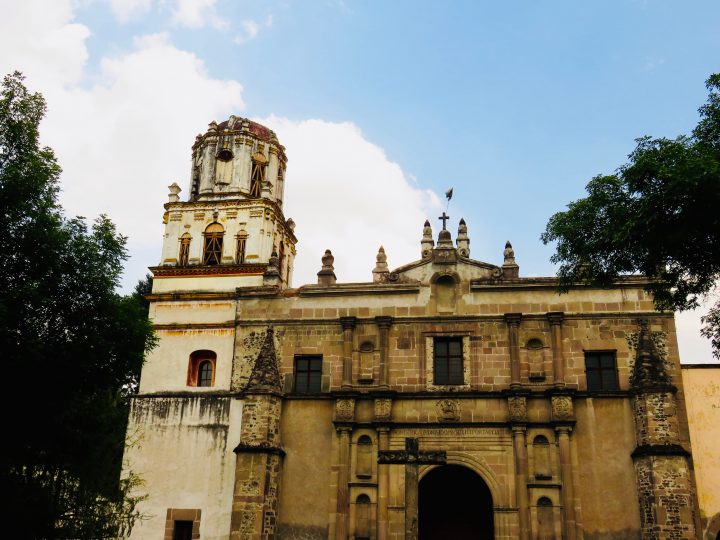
xmin=542 ymin=74 xmax=720 ymax=358
xmin=0 ymin=72 xmax=155 ymax=537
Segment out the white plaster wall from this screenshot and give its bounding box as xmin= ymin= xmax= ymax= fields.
xmin=150 ymin=300 xmax=235 ymax=326
xmin=152 ymin=274 xmax=264 ymax=293
xmin=125 ymin=396 xmax=242 ymax=540
xmin=139 ymin=327 xmax=235 ymax=393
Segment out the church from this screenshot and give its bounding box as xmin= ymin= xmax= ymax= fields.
xmin=123 ymin=116 xmax=701 ymax=540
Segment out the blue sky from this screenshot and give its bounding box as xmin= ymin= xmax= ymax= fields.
xmin=1 ymin=0 xmax=718 ymax=360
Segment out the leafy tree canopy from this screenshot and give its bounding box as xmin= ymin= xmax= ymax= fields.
xmin=0 ymin=72 xmax=155 ymax=537
xmin=542 ymin=74 xmax=720 ymax=358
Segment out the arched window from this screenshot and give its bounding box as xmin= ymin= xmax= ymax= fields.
xmin=276 ymin=165 xmax=285 ymax=204
xmin=203 ymin=223 xmax=224 ymax=265
xmin=249 ymin=151 xmax=267 ymax=198
xmin=198 ymin=361 xmax=213 ymax=387
xmin=178 ymin=233 xmax=191 ymax=266
xmin=187 ymin=350 xmax=217 ymax=387
xmin=355 ymin=494 xmax=371 ymax=540
xmin=356 ymin=435 xmax=373 ymax=478
xmin=236 ymin=230 xmax=248 ymax=264
xmin=278 ymin=240 xmax=285 ymax=277
xmin=533 ymin=435 xmax=551 ymax=479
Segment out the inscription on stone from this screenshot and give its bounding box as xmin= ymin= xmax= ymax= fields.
xmin=396 ymin=428 xmax=504 ymax=437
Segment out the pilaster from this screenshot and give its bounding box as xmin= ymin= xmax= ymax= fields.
xmin=504 ymin=313 xmax=522 ymax=388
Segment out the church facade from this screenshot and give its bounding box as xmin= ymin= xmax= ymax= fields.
xmin=124 ymin=117 xmax=701 ymax=540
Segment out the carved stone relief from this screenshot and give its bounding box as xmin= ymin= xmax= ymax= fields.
xmin=335 ymin=398 xmax=355 ymax=422
xmin=436 ymin=399 xmax=461 ymax=422
xmin=374 ymin=398 xmax=392 ymax=422
xmin=551 ymin=395 xmax=574 ymax=421
xmin=508 ymin=395 xmax=528 ymax=423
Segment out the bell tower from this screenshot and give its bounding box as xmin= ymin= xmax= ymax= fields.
xmin=153 ymin=116 xmax=297 ymax=293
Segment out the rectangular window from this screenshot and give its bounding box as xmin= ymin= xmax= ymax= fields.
xmin=433 ymin=337 xmax=464 ymax=385
xmin=173 ymin=520 xmax=193 ymax=540
xmin=294 ymin=355 xmax=323 ymax=393
xmin=584 ymin=351 xmax=619 ymax=391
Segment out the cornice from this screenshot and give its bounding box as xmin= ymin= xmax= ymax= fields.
xmin=147 ymin=291 xmax=237 ymax=302
xmin=163 ymin=198 xmax=297 ymax=243
xmin=297 ymin=282 xmax=422 ymax=297
xmin=151 ymin=264 xmax=267 ymax=278
xmin=470 ymin=275 xmax=655 ymax=292
xmin=232 ymin=311 xmax=669 ymax=326
xmin=153 ymin=321 xmax=235 ymax=331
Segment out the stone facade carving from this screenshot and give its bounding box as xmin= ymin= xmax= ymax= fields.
xmin=334 ymin=398 xmax=355 ymax=422
xmin=125 ymin=117 xmax=701 ymax=540
xmin=551 ymin=395 xmax=574 ymax=421
xmin=374 ymin=398 xmax=392 ymax=422
xmin=245 ymin=328 xmax=282 ymax=393
xmin=436 ymin=399 xmax=460 ymax=422
xmin=507 ymin=395 xmax=527 ymax=423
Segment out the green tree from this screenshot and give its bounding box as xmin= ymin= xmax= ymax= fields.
xmin=0 ymin=72 xmax=155 ymax=537
xmin=542 ymin=74 xmax=720 ymax=358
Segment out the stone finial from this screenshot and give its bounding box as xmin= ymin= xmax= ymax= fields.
xmin=502 ymin=241 xmax=519 ymax=278
xmin=437 ymin=228 xmax=453 ymax=249
xmin=317 ymin=249 xmax=337 ymax=286
xmin=263 ymin=250 xmax=281 ymax=286
xmin=373 ymin=246 xmax=390 ymax=282
xmin=245 ymin=328 xmax=282 ymax=393
xmin=421 ymin=220 xmax=434 ymax=258
xmin=286 ymin=218 xmax=296 ymax=232
xmin=456 ymin=217 xmax=470 ymax=257
xmin=168 ymin=182 xmax=181 ymax=203
xmin=631 ymin=319 xmax=671 ymax=390
xmin=503 ymin=241 xmax=516 ymax=264
xmin=208 ymin=120 xmax=218 ymax=132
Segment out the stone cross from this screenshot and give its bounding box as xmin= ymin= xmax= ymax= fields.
xmin=378 ymin=438 xmax=447 ymax=540
xmin=438 ymin=212 xmax=450 ymax=230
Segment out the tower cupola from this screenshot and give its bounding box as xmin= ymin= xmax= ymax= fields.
xmin=152 ymin=116 xmax=297 ymax=293
xmin=189 ymin=115 xmax=287 ymax=206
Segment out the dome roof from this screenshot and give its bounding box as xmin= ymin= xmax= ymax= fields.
xmin=198 ymin=115 xmax=285 ymax=161
xmin=216 ymin=117 xmax=276 ymax=142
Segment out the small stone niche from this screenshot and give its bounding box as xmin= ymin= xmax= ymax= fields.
xmin=358 ymin=341 xmax=375 ymax=383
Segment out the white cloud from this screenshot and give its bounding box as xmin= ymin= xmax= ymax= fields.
xmin=0 ymin=0 xmax=90 ymax=90
xmin=259 ymin=116 xmax=442 ymax=286
xmin=234 ymin=16 xmax=273 ymax=44
xmin=644 ymin=57 xmax=665 ymax=72
xmin=170 ymin=0 xmax=227 ymax=30
xmin=0 ymin=1 xmax=243 ymax=284
xmin=109 ymin=0 xmax=153 ymax=22
xmin=42 ymin=31 xmax=244 ymax=248
xmin=676 ymin=301 xmax=717 ymax=363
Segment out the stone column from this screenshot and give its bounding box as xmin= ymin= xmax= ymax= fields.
xmin=547 ymin=312 xmax=565 ymax=387
xmin=335 ymin=427 xmax=352 ymax=540
xmin=376 ymin=427 xmax=390 ymax=540
xmin=376 ymin=316 xmax=393 ymax=388
xmin=512 ymin=425 xmax=531 ymax=540
xmin=505 ymin=313 xmax=523 ymax=388
xmin=556 ymin=426 xmax=577 ymax=540
xmin=340 ymin=317 xmax=356 ymax=388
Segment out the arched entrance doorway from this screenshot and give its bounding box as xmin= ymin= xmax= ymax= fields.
xmin=419 ymin=464 xmax=494 ymax=540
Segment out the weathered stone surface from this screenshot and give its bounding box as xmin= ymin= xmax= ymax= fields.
xmin=124 ymin=118 xmax=701 ymax=540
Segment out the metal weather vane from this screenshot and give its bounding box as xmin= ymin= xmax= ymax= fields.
xmin=439 ymin=187 xmax=453 ymax=230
